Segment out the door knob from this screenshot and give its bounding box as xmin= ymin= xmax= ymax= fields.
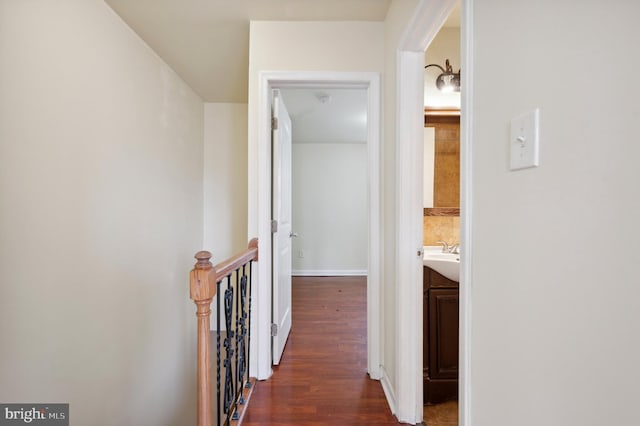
xmin=290 ymin=232 xmax=299 ymax=238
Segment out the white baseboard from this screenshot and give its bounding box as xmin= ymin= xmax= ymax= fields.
xmin=380 ymin=365 xmax=397 ymax=417
xmin=292 ymin=269 xmax=367 ymax=277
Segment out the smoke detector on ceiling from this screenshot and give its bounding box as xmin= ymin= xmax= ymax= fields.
xmin=315 ymin=93 xmax=332 ymax=104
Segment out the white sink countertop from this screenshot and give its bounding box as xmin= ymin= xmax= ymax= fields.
xmin=423 ymin=246 xmax=460 ymax=282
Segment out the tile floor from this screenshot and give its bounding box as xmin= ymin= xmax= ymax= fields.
xmin=424 ymin=400 xmax=458 ymax=425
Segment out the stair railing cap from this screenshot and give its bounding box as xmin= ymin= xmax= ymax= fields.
xmin=194 ymin=251 xmax=213 ymax=269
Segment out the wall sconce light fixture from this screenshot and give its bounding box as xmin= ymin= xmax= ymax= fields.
xmin=424 ymin=59 xmax=461 ymax=93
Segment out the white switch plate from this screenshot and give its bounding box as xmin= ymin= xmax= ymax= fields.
xmin=510 ymin=108 xmax=540 ymax=170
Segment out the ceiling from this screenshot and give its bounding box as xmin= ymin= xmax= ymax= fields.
xmin=280 ymin=88 xmax=368 ymax=144
xmin=104 ymin=0 xmax=392 ymax=103
xmin=273 ymin=4 xmax=460 ymax=144
xmin=443 ymin=2 xmax=460 ymax=28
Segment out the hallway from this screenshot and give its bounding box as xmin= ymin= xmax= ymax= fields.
xmin=243 ymin=276 xmax=400 ymax=425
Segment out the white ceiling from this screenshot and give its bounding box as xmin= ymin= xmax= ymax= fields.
xmin=443 ymin=2 xmax=461 ymax=28
xmin=104 ymin=0 xmax=392 ymax=103
xmin=280 ymin=88 xmax=368 ymax=144
xmin=99 ymin=1 xmax=462 ymax=149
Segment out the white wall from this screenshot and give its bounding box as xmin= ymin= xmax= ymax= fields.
xmin=292 ymin=143 xmax=368 ymax=275
xmin=0 ymin=1 xmax=203 ymax=424
xmin=203 ymin=103 xmax=248 ymax=261
xmin=470 ymin=0 xmax=640 ymax=424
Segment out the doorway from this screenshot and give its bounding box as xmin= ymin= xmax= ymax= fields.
xmin=271 ymin=87 xmax=370 ymax=365
xmin=422 ymin=5 xmax=462 ymax=424
xmin=394 ymin=0 xmax=470 ymax=424
xmin=254 ymin=72 xmax=382 ymax=383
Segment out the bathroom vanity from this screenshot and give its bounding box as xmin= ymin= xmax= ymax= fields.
xmin=423 ymin=265 xmax=459 ymax=404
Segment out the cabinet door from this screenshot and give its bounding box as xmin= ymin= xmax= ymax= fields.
xmin=428 ymin=288 xmax=459 ymax=379
xmin=423 ymin=282 xmax=429 ymax=379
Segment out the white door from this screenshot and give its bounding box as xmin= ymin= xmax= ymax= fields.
xmin=271 ymin=90 xmax=293 ymax=365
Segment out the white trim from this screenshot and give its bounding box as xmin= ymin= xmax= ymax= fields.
xmin=292 ymin=270 xmax=367 ymax=277
xmin=366 ymin=71 xmax=383 ymax=381
xmin=395 ymin=0 xmax=461 ymax=424
xmin=256 ymin=73 xmax=274 ymax=380
xmin=459 ymin=1 xmax=474 ymax=424
xmin=380 ymin=365 xmax=397 ymax=417
xmin=400 ymin=0 xmax=457 ymax=51
xmin=256 ymin=71 xmax=383 ymax=382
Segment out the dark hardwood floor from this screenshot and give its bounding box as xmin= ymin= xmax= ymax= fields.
xmin=243 ymin=276 xmax=401 ymax=425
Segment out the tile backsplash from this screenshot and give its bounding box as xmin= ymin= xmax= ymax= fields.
xmin=423 ymin=215 xmax=460 ymax=246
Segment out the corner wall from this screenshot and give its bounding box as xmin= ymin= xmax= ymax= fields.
xmin=0 ymin=1 xmax=203 ymax=424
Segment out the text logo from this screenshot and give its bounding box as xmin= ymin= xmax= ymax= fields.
xmin=0 ymin=404 xmax=68 ymax=425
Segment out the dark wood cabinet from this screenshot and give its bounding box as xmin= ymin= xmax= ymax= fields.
xmin=423 ymin=266 xmax=459 ymax=404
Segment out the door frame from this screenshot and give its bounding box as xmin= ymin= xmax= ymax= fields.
xmin=395 ymin=0 xmax=473 ymax=424
xmin=255 ymin=71 xmax=382 ymax=381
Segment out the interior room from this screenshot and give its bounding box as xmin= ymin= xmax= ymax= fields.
xmin=280 ymin=88 xmax=369 ymax=277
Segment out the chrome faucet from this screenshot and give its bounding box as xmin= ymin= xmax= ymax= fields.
xmin=437 ymin=240 xmax=460 ymax=254
xmin=437 ymin=240 xmax=449 ymax=253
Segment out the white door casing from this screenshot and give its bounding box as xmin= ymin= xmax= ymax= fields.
xmin=254 ymin=72 xmax=381 ymax=382
xmin=271 ymin=90 xmax=293 ymax=365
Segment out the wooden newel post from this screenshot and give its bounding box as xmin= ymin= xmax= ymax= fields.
xmin=190 ymin=250 xmax=216 ymax=426
xmin=248 ymin=238 xmax=259 ymax=261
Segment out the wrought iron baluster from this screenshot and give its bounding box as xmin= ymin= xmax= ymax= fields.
xmin=216 ymin=280 xmax=221 ymax=426
xmin=237 ymin=266 xmax=247 ymax=404
xmin=237 ymin=267 xmax=248 ymax=402
xmin=246 ymin=261 xmax=253 ymax=390
xmin=223 ymin=283 xmax=234 ymax=416
xmin=230 ymin=269 xmax=239 ymax=421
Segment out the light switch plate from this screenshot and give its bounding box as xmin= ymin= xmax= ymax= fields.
xmin=510 ymin=108 xmax=540 ymax=170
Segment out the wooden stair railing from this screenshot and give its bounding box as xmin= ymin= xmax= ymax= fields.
xmin=189 ymin=238 xmax=258 ymax=426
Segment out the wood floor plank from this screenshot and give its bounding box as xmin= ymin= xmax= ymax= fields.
xmin=243 ymin=276 xmax=401 ymax=425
